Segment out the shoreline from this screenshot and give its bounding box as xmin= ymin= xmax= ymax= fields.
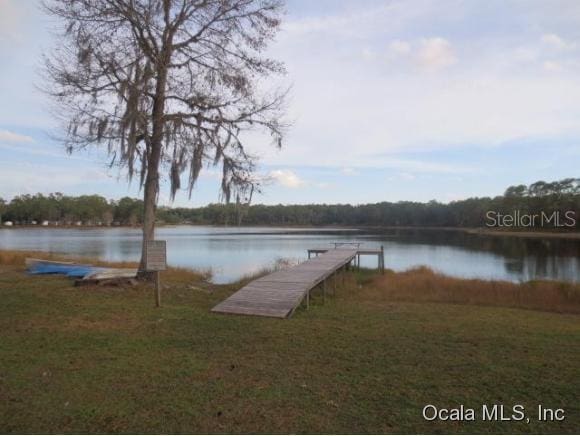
xmin=462 ymin=227 xmax=580 ymax=240
xmin=1 ymin=223 xmax=580 ymax=239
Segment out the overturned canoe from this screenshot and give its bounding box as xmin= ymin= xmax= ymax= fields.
xmin=26 ymin=258 xmax=137 ymax=282
xmin=26 ymin=258 xmax=101 ymax=278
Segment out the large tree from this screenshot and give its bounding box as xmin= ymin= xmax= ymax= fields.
xmin=42 ymin=0 xmax=288 ymax=274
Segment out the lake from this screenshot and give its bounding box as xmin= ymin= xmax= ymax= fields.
xmin=1 ymin=226 xmax=579 ymax=284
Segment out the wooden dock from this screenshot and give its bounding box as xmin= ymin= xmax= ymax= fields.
xmin=212 ymin=246 xmax=383 ymax=318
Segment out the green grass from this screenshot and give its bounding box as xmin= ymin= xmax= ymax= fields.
xmin=0 ymin=264 xmax=579 ymax=434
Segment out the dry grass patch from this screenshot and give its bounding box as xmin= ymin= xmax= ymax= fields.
xmin=0 ymin=249 xmax=139 ymax=269
xmin=368 ymin=266 xmax=580 ymax=314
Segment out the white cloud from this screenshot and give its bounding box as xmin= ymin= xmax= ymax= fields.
xmin=543 ymin=61 xmax=563 ymax=72
xmin=361 ymin=47 xmax=376 ymax=61
xmin=280 ymin=2 xmax=401 ymax=40
xmin=268 ymin=169 xmax=306 ymax=188
xmin=0 ymin=129 xmax=34 ymax=143
xmin=514 ymin=47 xmax=539 ymax=63
xmin=541 ymin=33 xmax=576 ymax=51
xmin=387 ymin=172 xmax=418 ymax=182
xmin=399 ymin=172 xmax=416 ymax=181
xmin=0 ymin=0 xmax=21 ymax=43
xmin=0 ymin=161 xmax=110 ymax=200
xmin=378 ymin=158 xmax=473 ymax=174
xmin=389 ymin=39 xmax=411 ymax=55
xmin=341 ymin=167 xmax=358 ymax=176
xmin=417 ymin=37 xmax=457 ymax=71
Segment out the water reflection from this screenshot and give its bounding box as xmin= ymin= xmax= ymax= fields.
xmin=0 ymin=226 xmax=579 ymax=284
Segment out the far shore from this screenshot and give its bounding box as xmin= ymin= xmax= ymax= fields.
xmin=2 ymin=223 xmax=580 ymax=240
xmin=463 ymin=227 xmax=580 ymax=240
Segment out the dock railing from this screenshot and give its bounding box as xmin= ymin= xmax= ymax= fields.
xmin=332 ymin=242 xmax=361 ymax=249
xmin=308 ymin=243 xmax=384 ymax=274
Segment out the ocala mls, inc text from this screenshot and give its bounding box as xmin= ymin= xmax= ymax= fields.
xmin=422 ymin=404 xmax=565 ymax=423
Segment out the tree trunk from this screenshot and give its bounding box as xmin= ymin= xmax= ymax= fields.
xmin=137 ymin=58 xmax=169 ymax=280
xmin=137 ymin=148 xmax=161 ymax=278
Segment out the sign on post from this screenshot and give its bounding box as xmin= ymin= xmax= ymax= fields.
xmin=145 ymin=240 xmax=166 ymax=307
xmin=145 ymin=240 xmax=167 ymax=271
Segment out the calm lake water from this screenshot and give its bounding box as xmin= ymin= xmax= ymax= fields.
xmin=1 ymin=226 xmax=579 ymax=284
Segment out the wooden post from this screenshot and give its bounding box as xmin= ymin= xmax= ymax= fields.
xmin=308 ymin=251 xmax=311 ymax=259
xmin=380 ymin=245 xmax=385 ymax=274
xmin=306 ymin=290 xmax=310 ymax=309
xmin=154 ymin=271 xmax=161 ymax=307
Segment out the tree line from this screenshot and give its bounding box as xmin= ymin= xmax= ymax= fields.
xmin=0 ymin=194 xmax=144 ymax=226
xmin=1 ymin=178 xmax=579 ymax=228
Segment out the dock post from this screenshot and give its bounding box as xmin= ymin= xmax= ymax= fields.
xmin=380 ymin=245 xmax=385 ymax=274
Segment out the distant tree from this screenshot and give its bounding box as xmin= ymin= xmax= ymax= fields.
xmin=529 ymin=181 xmax=548 ymax=197
xmin=42 ymin=0 xmax=288 ymax=277
xmin=0 ymin=198 xmax=5 ymax=223
xmin=114 ymin=197 xmax=144 ymax=226
xmin=504 ymin=184 xmax=527 ymax=197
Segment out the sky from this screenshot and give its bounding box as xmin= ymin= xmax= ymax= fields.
xmin=1 ymin=0 xmax=579 ymax=207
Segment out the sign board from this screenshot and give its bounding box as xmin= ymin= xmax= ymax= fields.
xmin=145 ymin=240 xmax=167 ymax=271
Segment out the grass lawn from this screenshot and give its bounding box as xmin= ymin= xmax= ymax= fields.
xmin=0 ymin=258 xmax=579 ymax=434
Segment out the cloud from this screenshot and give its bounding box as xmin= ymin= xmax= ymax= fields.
xmin=341 ymin=167 xmax=358 ymax=176
xmin=280 ymin=2 xmax=397 ymax=39
xmin=0 ymin=0 xmax=27 ymax=45
xmin=389 ymin=39 xmax=411 ymax=55
xmin=543 ymin=61 xmax=563 ymax=72
xmin=417 ymin=37 xmax=457 ymax=71
xmin=387 ymin=172 xmax=417 ymax=182
xmin=0 ymin=129 xmax=34 ymax=143
xmin=361 ymin=47 xmax=377 ymax=61
xmin=374 ymin=158 xmax=473 ymax=174
xmin=399 ymin=172 xmax=416 ymax=181
xmin=541 ymin=33 xmax=576 ymax=51
xmin=0 ymin=161 xmax=110 ymax=200
xmin=268 ymin=169 xmax=306 ymax=188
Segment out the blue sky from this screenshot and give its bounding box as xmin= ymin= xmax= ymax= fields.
xmin=1 ymin=0 xmax=579 ymax=206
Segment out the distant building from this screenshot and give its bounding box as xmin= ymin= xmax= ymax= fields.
xmin=3 ymin=221 xmax=13 ymax=226
xmin=31 ymin=220 xmax=38 ymax=225
xmin=75 ymin=221 xmax=82 ymax=226
xmin=41 ymin=221 xmax=49 ymax=226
